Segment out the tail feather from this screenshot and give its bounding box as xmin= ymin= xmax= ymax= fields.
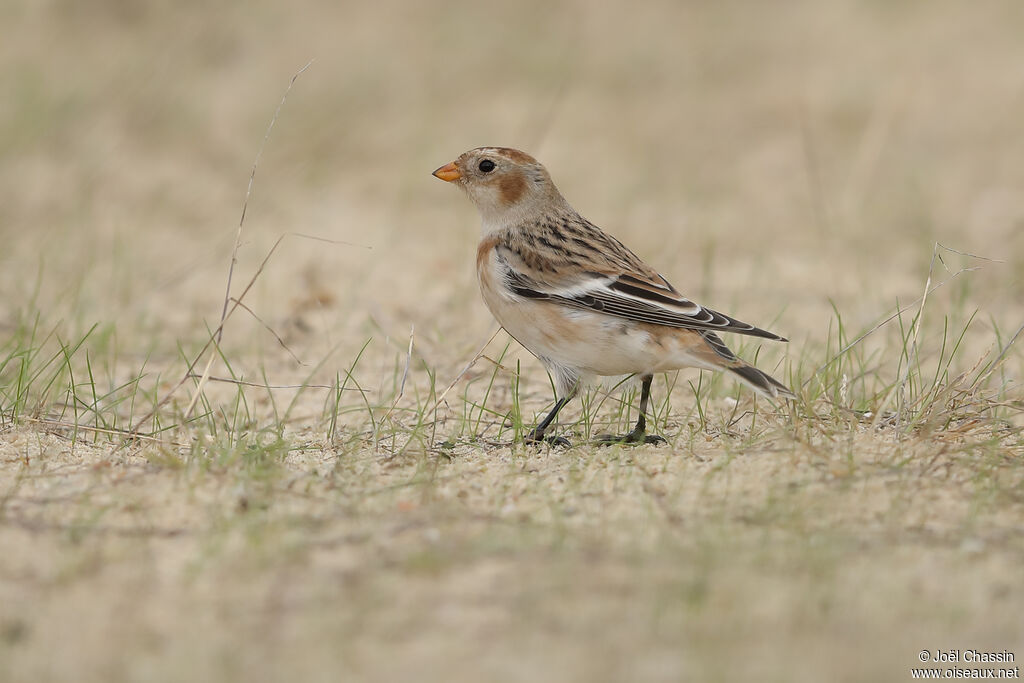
xmin=695 ymin=330 xmax=795 ymax=400
xmin=729 ymin=363 xmax=796 ymax=400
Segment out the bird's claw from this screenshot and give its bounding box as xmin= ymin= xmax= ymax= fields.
xmin=594 ymin=432 xmax=666 ymax=447
xmin=524 ymin=431 xmax=571 ymax=448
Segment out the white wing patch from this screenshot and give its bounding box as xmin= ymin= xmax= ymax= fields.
xmin=496 ymin=250 xmax=785 ymax=341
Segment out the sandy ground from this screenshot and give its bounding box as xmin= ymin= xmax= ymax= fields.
xmin=1 ymin=1 xmax=1023 ymax=681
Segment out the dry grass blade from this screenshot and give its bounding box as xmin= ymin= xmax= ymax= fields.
xmin=184 ymin=375 xmax=339 ymax=390
xmin=429 ymin=327 xmax=502 ymax=426
xmin=893 ymin=243 xmax=997 ymax=433
xmin=127 ymin=227 xmax=364 ymax=439
xmin=893 ymin=243 xmax=943 ymax=433
xmin=377 ymin=325 xmax=415 ymax=433
xmin=978 ymin=321 xmax=1024 ymax=385
xmin=185 ymin=60 xmax=315 ymax=421
xmin=22 ymin=417 xmax=172 ymax=445
xmin=229 ymin=297 xmax=305 ymax=366
xmin=805 ymin=243 xmax=992 ymax=389
xmin=129 ymin=232 xmax=288 ymax=438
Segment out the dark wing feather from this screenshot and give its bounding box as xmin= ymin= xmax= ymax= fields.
xmin=699 ymin=331 xmax=739 ymax=361
xmin=504 ymin=260 xmax=787 ymax=342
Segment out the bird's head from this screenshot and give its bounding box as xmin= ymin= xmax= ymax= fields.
xmin=433 ymin=147 xmax=567 ymax=229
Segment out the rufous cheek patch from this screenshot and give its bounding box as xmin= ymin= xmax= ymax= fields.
xmin=498 ymin=173 xmax=527 ymax=205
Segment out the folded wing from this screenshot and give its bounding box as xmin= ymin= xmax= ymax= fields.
xmin=498 ymin=246 xmax=787 ymax=342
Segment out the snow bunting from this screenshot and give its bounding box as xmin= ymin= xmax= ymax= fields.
xmin=433 ymin=147 xmax=794 ymax=446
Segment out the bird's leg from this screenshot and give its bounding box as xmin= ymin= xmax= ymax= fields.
xmin=596 ymin=375 xmax=666 ymax=446
xmin=524 ymin=396 xmax=572 ymax=447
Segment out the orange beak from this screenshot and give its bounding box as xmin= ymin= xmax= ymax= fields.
xmin=432 ymin=161 xmax=461 ymax=182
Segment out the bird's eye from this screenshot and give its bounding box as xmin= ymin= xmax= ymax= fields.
xmin=478 ymin=159 xmax=496 ymax=173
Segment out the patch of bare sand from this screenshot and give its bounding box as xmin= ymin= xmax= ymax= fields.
xmin=2 ymin=423 xmax=1022 ymax=682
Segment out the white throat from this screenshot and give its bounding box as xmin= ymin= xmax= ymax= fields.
xmin=466 ymin=184 xmax=569 ymax=236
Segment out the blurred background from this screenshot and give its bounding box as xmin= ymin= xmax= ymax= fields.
xmin=2 ymin=0 xmax=1022 ymax=376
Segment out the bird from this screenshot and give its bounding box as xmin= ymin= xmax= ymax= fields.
xmin=433 ymin=147 xmax=794 ymax=446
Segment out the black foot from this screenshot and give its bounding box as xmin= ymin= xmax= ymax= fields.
xmin=594 ymin=431 xmax=666 ymax=446
xmin=524 ymin=430 xmax=571 ymax=448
